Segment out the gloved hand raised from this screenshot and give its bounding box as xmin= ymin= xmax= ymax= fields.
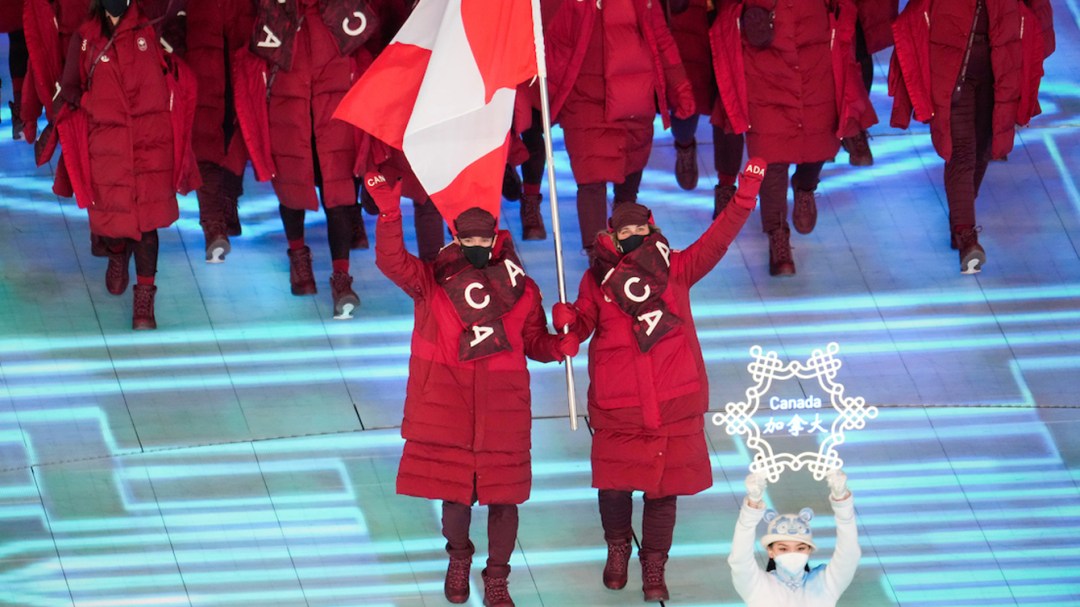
xmin=558 ymin=333 xmax=580 ymax=358
xmin=745 ymin=472 xmax=768 ymax=506
xmin=363 ymin=172 xmax=402 ymax=220
xmin=672 ymin=79 xmax=696 ymax=120
xmin=552 ymin=302 xmax=578 ymax=332
xmin=732 ymin=157 xmax=767 ymax=210
xmin=826 ymin=468 xmax=850 ymax=501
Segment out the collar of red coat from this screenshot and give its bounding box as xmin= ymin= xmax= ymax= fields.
xmin=434 ymin=229 xmax=518 ymax=284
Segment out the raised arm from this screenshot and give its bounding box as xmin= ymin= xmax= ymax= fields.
xmin=729 ymin=473 xmax=770 ymax=603
xmin=367 ymin=173 xmax=429 ymax=298
xmin=678 ymin=159 xmax=764 ymax=286
xmin=823 ymin=469 xmax=861 ymax=598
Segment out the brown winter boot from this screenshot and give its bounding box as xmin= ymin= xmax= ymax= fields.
xmin=768 ymin=225 xmax=796 ymax=276
xmin=641 ymin=554 xmax=669 ymax=602
xmin=287 ymin=246 xmax=317 ymax=295
xmin=674 ymin=139 xmax=699 ymax=191
xmin=603 ymin=540 xmax=632 ymax=590
xmin=792 ymin=186 xmax=818 ymax=235
xmin=713 ymin=184 xmax=736 ymax=220
xmin=105 ymin=245 xmax=132 ymax=295
xmin=953 ymin=225 xmax=986 ymax=274
xmin=841 ymin=130 xmax=874 ymax=166
xmin=444 ymin=542 xmax=473 ymax=604
xmin=330 ymin=272 xmax=360 ymax=320
xmin=520 ymin=193 xmax=547 ymax=240
xmin=132 ymin=284 xmax=157 ymax=330
xmin=349 ymin=205 xmax=369 ymax=250
xmin=502 ymin=163 xmax=522 ymax=201
xmin=203 ymin=220 xmax=230 ymax=264
xmin=482 ymin=568 xmax=515 ymax=607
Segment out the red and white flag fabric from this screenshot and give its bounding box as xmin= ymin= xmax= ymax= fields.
xmin=334 ymin=0 xmax=537 ymax=226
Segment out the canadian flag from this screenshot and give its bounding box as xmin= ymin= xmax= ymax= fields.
xmin=333 ymin=0 xmax=537 ymax=225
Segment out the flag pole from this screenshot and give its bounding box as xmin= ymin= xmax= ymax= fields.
xmin=530 ymin=0 xmax=578 ymax=431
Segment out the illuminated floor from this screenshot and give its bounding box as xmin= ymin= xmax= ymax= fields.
xmin=2 ymin=5 xmax=1080 ymax=606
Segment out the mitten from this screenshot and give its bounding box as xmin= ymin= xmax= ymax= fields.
xmin=363 ymin=172 xmax=402 ymax=221
xmin=558 ymin=333 xmax=580 ymax=358
xmin=732 ymin=157 xmax=767 ymax=210
xmin=745 ymin=472 xmax=768 ymax=503
xmin=552 ymin=302 xmax=578 ymax=331
xmin=827 ymin=468 xmax=850 ymax=501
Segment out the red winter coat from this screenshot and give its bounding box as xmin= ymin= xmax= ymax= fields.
xmin=185 ymin=0 xmax=254 ymax=175
xmin=711 ymin=0 xmax=872 ymax=164
xmin=0 ymin=1 xmax=23 ymax=32
xmin=544 ymin=0 xmax=687 ymax=184
xmin=855 ymin=0 xmax=898 ymax=54
xmin=568 ymin=203 xmax=752 ymax=497
xmin=667 ymin=0 xmax=716 ymax=116
xmin=375 ymin=216 xmax=563 ymax=506
xmin=56 ymin=5 xmax=199 ymax=239
xmin=888 ymin=0 xmax=1049 ymax=162
xmin=20 ymin=0 xmax=89 ymax=143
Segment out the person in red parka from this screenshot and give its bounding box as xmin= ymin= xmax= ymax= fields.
xmin=366 ymin=172 xmax=576 ymax=607
xmin=184 ymin=0 xmax=254 ymax=263
xmin=889 ymin=0 xmax=1053 ymax=274
xmin=711 ymin=0 xmax=876 ymax=276
xmin=56 ymin=0 xmax=196 ymax=329
xmin=664 ymin=0 xmax=747 ymax=218
xmin=543 ymin=0 xmax=696 ymax=252
xmin=251 ymin=0 xmax=372 ymax=320
xmin=552 ymin=159 xmax=765 ymax=602
xmin=840 ymin=0 xmax=898 ymax=166
xmin=1 ymin=0 xmax=27 ymax=140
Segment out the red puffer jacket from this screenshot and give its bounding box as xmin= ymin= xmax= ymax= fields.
xmin=58 ymin=4 xmax=194 ymax=240
xmin=0 ymin=1 xmax=22 ymax=32
xmin=667 ymin=0 xmax=716 ymax=116
xmin=375 ymin=217 xmax=563 ymax=506
xmin=185 ymin=0 xmax=254 ymax=175
xmin=544 ymin=0 xmax=687 ymax=184
xmin=855 ymin=0 xmax=898 ymax=54
xmin=888 ymin=0 xmax=1048 ymax=162
xmin=712 ymin=0 xmax=864 ymax=164
xmin=21 ymin=0 xmax=88 ymax=142
xmin=568 ymin=203 xmax=752 ymax=497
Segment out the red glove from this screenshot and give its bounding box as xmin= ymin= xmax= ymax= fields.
xmin=672 ymin=79 xmax=696 ymax=121
xmin=552 ymin=302 xmax=578 ymax=331
xmin=363 ymin=172 xmax=402 ymax=220
xmin=732 ymin=157 xmax=767 ymax=210
xmin=558 ymin=333 xmax=580 ymax=358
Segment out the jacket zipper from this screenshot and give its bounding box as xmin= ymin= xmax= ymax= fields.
xmin=953 ymin=0 xmax=983 ymax=99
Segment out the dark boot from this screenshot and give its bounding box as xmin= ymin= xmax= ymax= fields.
xmin=482 ymin=568 xmax=514 ymax=607
xmin=640 ymin=554 xmax=669 ymax=602
xmin=225 ymin=199 xmax=242 ymax=236
xmin=603 ymin=539 xmax=632 ymax=590
xmin=444 ymin=541 xmax=473 ymax=604
xmin=954 ymin=225 xmax=985 ymax=274
xmin=287 ymin=246 xmax=317 ymax=295
xmin=349 ymin=205 xmax=369 ymax=250
xmin=768 ymin=225 xmax=796 ymax=276
xmin=792 ymin=186 xmax=818 ymax=235
xmin=329 ymin=271 xmax=360 ymax=319
xmin=502 ymin=163 xmax=522 ymax=201
xmin=841 ymin=130 xmax=874 ymax=166
xmin=9 ymin=101 xmax=24 ymax=141
xmin=132 ymin=284 xmax=157 ymax=330
xmin=674 ymin=139 xmax=699 ymax=191
xmin=520 ymin=194 xmax=547 ymax=241
xmin=203 ymin=220 xmax=230 ymax=264
xmin=713 ymin=184 xmax=736 ymax=220
xmin=106 ymin=245 xmax=132 ymax=295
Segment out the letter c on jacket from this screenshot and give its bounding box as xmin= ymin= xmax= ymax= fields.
xmin=465 ymin=283 xmax=490 ymax=310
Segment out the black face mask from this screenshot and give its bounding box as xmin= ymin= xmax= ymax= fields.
xmin=461 ymin=245 xmax=492 ymax=269
xmin=103 ymin=0 xmax=131 ymax=18
xmin=618 ymin=234 xmax=646 ymax=255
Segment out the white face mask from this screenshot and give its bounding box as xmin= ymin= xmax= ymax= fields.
xmin=773 ymin=552 xmax=810 ymax=577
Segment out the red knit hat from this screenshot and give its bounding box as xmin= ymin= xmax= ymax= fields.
xmin=454 ymin=207 xmax=497 ymax=238
xmin=609 ymin=202 xmax=652 ymax=232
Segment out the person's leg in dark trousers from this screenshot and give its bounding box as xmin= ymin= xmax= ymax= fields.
xmin=671 ymin=114 xmax=700 ymax=190
xmin=761 ymin=163 xmax=796 ymax=275
xmin=944 ymin=37 xmax=992 ymax=273
xmin=131 ymin=230 xmax=160 ymax=330
xmin=712 ymin=129 xmax=745 ymax=217
xmin=519 ymin=111 xmax=548 ymax=240
xmin=7 ymin=30 xmax=28 ymax=140
xmin=577 ymin=183 xmax=608 ymax=253
xmin=598 ymin=489 xmax=633 ymax=590
xmin=442 ymin=500 xmax=474 ymax=603
xmin=791 ymin=161 xmax=824 ymax=235
xmin=613 ymin=170 xmax=643 ymax=205
xmin=326 ymin=204 xmax=360 ymax=318
xmin=640 ymin=494 xmax=677 ymax=601
xmin=791 ymin=162 xmax=825 ymax=193
xmin=197 ymin=161 xmax=232 ymax=263
xmin=481 ymin=504 xmax=518 ymax=605
xmin=841 ymin=22 xmax=875 ymax=166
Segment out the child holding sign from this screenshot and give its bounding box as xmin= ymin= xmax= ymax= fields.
xmin=553 ymin=159 xmax=765 ymax=601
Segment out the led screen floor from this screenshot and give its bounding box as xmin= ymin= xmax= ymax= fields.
xmin=2 ymin=4 xmax=1080 ymax=606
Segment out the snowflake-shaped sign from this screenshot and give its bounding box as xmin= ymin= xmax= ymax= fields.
xmin=712 ymin=343 xmax=877 ymax=482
